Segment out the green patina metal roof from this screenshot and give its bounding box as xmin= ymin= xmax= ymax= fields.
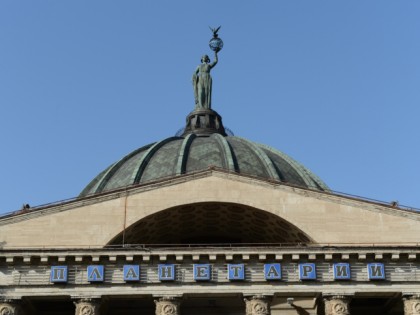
xmin=80 ymin=133 xmax=330 ymax=197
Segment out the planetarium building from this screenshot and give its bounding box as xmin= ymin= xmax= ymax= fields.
xmin=1 ymin=41 xmax=420 ymax=315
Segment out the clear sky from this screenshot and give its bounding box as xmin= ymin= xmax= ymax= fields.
xmin=1 ymin=1 xmax=419 ymax=214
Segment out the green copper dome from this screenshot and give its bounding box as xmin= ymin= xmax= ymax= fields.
xmin=80 ymin=129 xmax=329 ymax=197
xmin=81 ymin=47 xmax=330 ymax=198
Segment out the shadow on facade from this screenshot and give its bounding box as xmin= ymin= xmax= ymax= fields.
xmin=107 ymin=202 xmax=313 ymax=246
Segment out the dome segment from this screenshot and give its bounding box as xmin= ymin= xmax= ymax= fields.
xmin=79 ymin=134 xmax=329 ymax=197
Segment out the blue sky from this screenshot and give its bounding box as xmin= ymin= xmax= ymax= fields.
xmin=1 ymin=1 xmax=419 ymax=214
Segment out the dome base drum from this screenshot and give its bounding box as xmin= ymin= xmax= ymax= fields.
xmin=183 ymin=109 xmax=227 ymax=136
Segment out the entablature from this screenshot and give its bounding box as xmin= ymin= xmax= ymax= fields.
xmin=1 ymin=246 xmax=419 ymax=265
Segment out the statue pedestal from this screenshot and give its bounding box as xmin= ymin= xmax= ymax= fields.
xmin=182 ymin=109 xmax=227 ymax=136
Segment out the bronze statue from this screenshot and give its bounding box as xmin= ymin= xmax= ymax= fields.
xmin=192 ymin=51 xmax=218 ymax=110
xmin=192 ymin=26 xmax=223 ymax=110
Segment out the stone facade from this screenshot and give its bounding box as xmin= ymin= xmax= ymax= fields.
xmin=1 ymin=171 xmax=420 ymax=248
xmin=0 ymin=171 xmax=419 ymax=314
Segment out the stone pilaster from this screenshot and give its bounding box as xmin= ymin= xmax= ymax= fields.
xmin=74 ymin=298 xmax=101 ymax=315
xmin=154 ymin=297 xmax=181 ymax=315
xmin=324 ymin=295 xmax=351 ymax=315
xmin=0 ymin=300 xmax=23 ymax=315
xmin=403 ymin=295 xmax=420 ymax=315
xmin=244 ymin=295 xmax=271 ymax=315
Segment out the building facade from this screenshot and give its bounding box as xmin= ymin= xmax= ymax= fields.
xmin=1 ymin=81 xmax=420 ymax=314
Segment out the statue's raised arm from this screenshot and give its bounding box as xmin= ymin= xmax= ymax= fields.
xmin=209 ymin=51 xmax=218 ymax=69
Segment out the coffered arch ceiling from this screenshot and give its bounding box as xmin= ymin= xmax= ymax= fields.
xmin=107 ymin=202 xmax=313 ymax=246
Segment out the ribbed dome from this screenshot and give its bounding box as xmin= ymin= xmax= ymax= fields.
xmin=80 ymin=133 xmax=329 ymax=197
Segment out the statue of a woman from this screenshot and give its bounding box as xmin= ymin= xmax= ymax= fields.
xmin=192 ymin=51 xmax=218 ymax=110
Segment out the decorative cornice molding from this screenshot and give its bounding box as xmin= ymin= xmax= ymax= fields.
xmin=1 ymin=168 xmax=419 ymax=226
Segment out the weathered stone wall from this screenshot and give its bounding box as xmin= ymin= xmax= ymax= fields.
xmin=1 ymin=172 xmax=419 ymax=248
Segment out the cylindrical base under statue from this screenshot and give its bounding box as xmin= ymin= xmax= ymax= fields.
xmin=182 ymin=109 xmax=227 ymax=136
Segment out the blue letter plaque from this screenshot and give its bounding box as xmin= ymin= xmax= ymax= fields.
xmin=123 ymin=265 xmax=140 ymax=281
xmin=264 ymin=263 xmax=281 ymax=280
xmin=299 ymin=263 xmax=316 ymax=280
xmin=158 ymin=264 xmax=175 ymax=281
xmin=87 ymin=265 xmax=104 ymax=282
xmin=367 ymin=263 xmax=385 ymax=280
xmin=194 ymin=264 xmax=211 ymax=281
xmin=50 ymin=266 xmax=68 ymax=283
xmin=333 ymin=263 xmax=351 ymax=280
xmin=228 ymin=264 xmax=245 ymax=280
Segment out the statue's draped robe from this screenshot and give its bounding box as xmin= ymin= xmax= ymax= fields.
xmin=192 ymin=57 xmax=217 ymax=110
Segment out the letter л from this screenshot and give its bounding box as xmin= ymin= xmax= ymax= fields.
xmin=87 ymin=265 xmax=104 ymax=282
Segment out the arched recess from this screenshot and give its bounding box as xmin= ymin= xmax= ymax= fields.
xmin=107 ymin=202 xmax=313 ymax=246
